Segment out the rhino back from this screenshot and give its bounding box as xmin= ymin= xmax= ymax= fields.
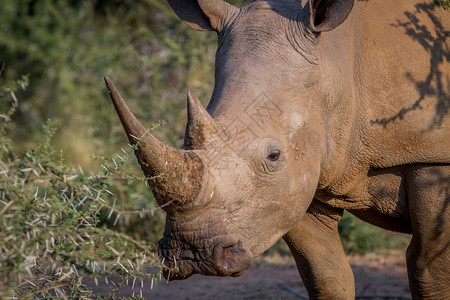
xmin=321 ymin=0 xmax=449 ymax=174
xmin=356 ymin=0 xmax=449 ymax=165
xmin=314 ymin=0 xmax=448 ymax=207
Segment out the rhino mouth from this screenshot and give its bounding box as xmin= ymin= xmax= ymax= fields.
xmin=158 ymin=236 xmax=253 ymax=280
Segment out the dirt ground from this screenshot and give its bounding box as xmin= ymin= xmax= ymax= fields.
xmin=87 ymin=251 xmax=411 ymax=299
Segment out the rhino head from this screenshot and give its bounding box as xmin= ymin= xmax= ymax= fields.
xmin=105 ymin=0 xmax=354 ymax=279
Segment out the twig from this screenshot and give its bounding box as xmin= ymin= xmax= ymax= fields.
xmin=87 ymin=227 xmax=156 ymax=256
xmin=0 ymin=63 xmax=5 ymax=76
xmin=0 ymin=200 xmax=13 ymax=216
xmin=55 ymin=287 xmax=68 ymax=300
xmin=97 ymin=201 xmax=157 ymax=216
xmin=93 ymin=197 xmax=172 ymax=217
xmin=23 ymin=283 xmax=68 ymax=298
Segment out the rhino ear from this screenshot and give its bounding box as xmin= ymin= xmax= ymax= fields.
xmin=168 ymin=0 xmax=239 ymax=32
xmin=307 ymin=0 xmax=354 ymax=32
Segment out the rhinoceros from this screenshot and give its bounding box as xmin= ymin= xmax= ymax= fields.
xmin=104 ymin=0 xmax=449 ymax=298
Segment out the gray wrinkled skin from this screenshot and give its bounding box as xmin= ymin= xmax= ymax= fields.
xmin=106 ymin=0 xmax=449 ymax=299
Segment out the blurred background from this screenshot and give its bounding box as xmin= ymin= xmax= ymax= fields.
xmin=0 ymin=0 xmax=409 ymax=263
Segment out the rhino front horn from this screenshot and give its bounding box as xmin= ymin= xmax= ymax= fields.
xmin=105 ymin=77 xmax=205 ymax=208
xmin=184 ymin=89 xmax=226 ymax=149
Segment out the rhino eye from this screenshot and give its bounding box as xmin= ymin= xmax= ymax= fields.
xmin=267 ymin=149 xmax=281 ymax=161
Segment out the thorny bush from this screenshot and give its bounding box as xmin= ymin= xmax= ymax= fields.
xmin=0 ymin=74 xmax=172 ymax=299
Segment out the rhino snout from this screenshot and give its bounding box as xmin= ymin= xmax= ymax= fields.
xmin=159 ymin=236 xmax=253 ymax=280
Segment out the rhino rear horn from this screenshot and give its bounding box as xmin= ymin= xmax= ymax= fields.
xmin=105 ymin=77 xmax=205 ymax=208
xmin=184 ymin=89 xmax=226 ymax=149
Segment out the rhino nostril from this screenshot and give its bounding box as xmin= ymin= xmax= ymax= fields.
xmin=213 ymin=241 xmax=253 ymax=276
xmin=222 ymin=244 xmax=240 ymax=260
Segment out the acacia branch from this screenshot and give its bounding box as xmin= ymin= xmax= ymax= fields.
xmin=0 ymin=200 xmax=13 ymax=216
xmin=87 ymin=227 xmax=157 ymax=256
xmin=24 ymin=283 xmax=68 ymax=298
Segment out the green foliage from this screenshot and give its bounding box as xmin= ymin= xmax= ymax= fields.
xmin=338 ymin=212 xmax=409 ymax=255
xmin=0 ymin=0 xmax=223 ymax=165
xmin=0 ymin=76 xmax=170 ymax=298
xmin=435 ymin=0 xmax=450 ymax=9
xmin=338 ymin=212 xmax=382 ymax=255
